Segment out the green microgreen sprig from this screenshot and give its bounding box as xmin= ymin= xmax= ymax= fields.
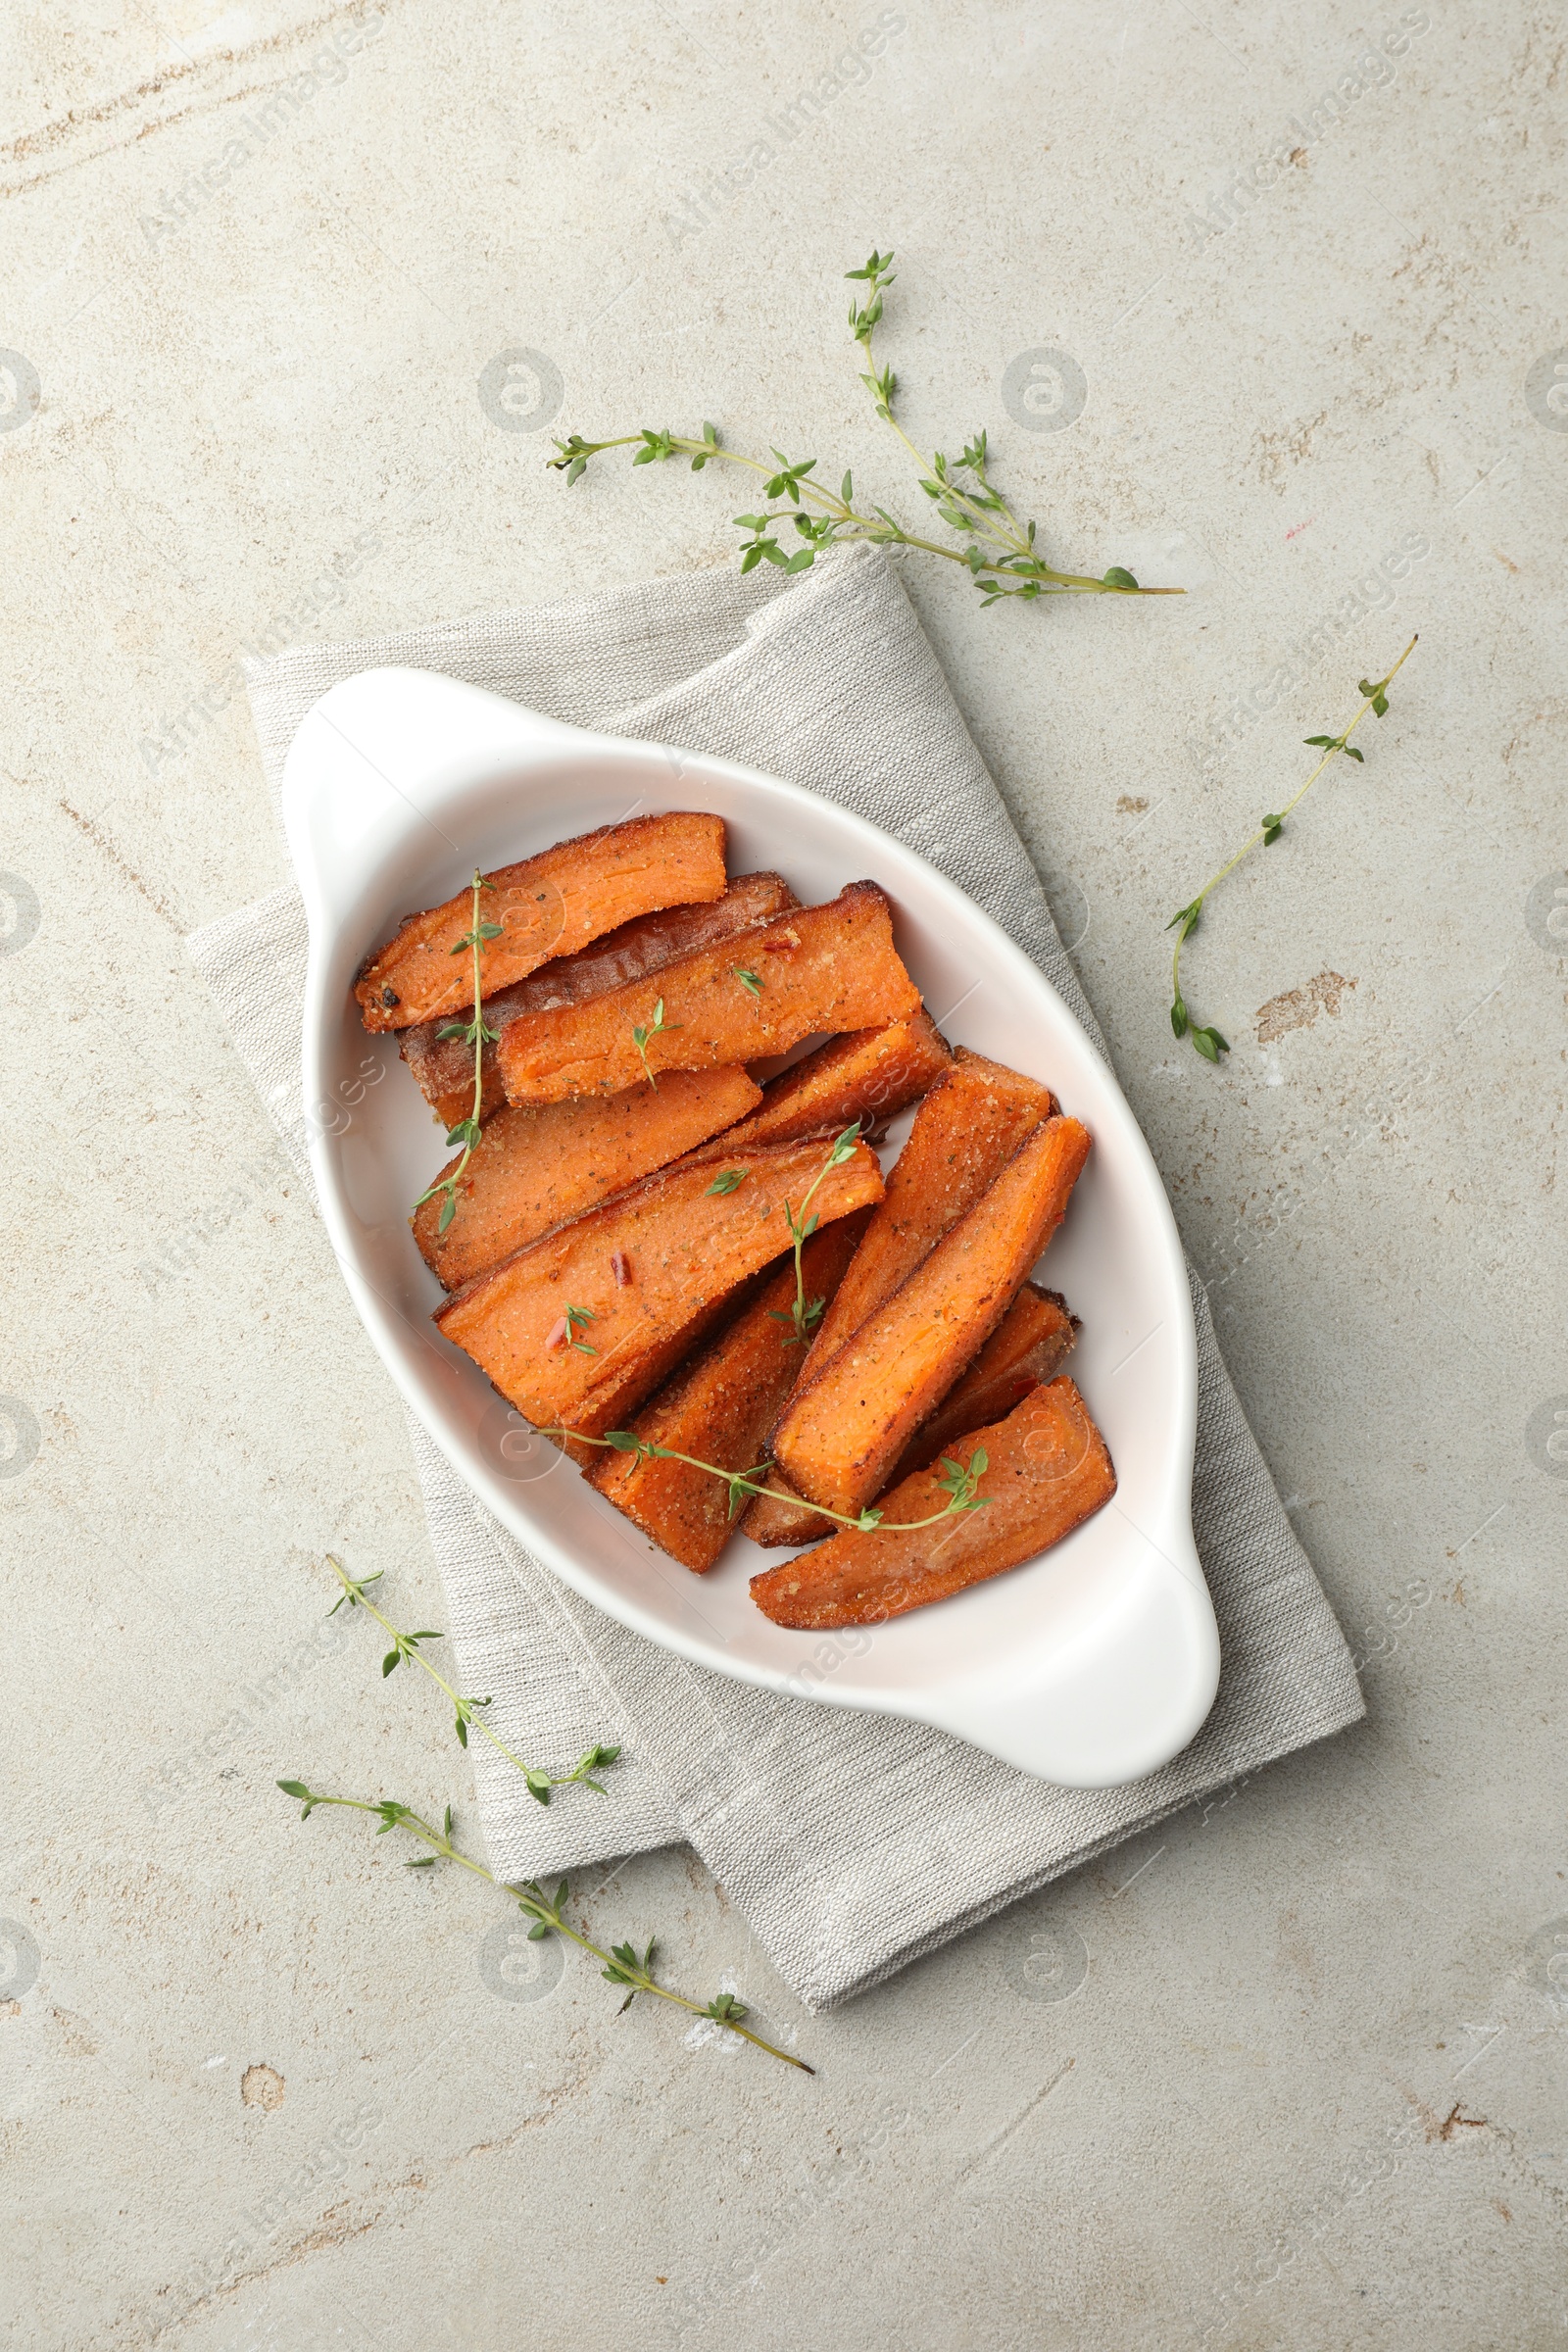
xmin=769 ymin=1120 xmax=863 ymax=1348
xmin=1168 ymin=638 xmax=1418 ymax=1064
xmin=412 ymin=871 xmax=502 ymax=1237
xmin=550 ymin=252 xmax=1181 ymax=611
xmin=326 ymin=1556 xmax=618 ymax=1803
xmin=273 ymin=1786 xmax=811 ymax=2071
xmin=734 ymin=966 xmax=763 ymax=1000
xmin=630 ymin=997 xmax=680 ymax=1090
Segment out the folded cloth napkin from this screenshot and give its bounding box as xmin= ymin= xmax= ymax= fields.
xmin=189 ymin=544 xmax=1363 ymax=2012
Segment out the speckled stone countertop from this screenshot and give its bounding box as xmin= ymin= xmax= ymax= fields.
xmin=3 ymin=6 xmax=1565 ymax=2347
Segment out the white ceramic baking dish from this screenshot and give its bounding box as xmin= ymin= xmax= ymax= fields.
xmin=283 ymin=666 xmax=1220 ymax=1787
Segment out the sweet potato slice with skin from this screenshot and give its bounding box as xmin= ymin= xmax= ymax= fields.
xmin=497 ymin=881 xmax=921 ymax=1105
xmin=749 ymin=1377 xmax=1115 ymax=1628
xmin=413 ymin=1066 xmax=762 ymax=1291
xmin=356 ymin=812 xmax=727 ymax=1033
xmin=793 ymin=1048 xmax=1057 ymax=1394
xmin=742 ymin=1282 xmax=1079 ymax=1547
xmin=709 ymin=1012 xmax=953 ymax=1156
xmin=403 ymin=874 xmax=798 ymax=1128
xmin=435 ymin=1133 xmax=886 ymax=1434
xmin=587 ymin=1212 xmax=871 ymax=1571
xmin=771 ymin=1115 xmax=1092 ymax=1520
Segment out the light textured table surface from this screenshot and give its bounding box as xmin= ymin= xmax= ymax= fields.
xmin=4 ymin=5 xmax=1566 ymax=2347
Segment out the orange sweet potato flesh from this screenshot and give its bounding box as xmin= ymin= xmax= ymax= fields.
xmin=412 ymin=1065 xmax=762 ymax=1291
xmin=749 ymin=1377 xmax=1115 ymax=1628
xmin=736 ymin=1471 xmax=837 ymax=1549
xmin=890 ymin=1283 xmax=1079 ymax=1481
xmin=434 ymin=1133 xmax=886 ymax=1435
xmin=709 ymin=1011 xmax=953 ymax=1155
xmin=586 ymin=1212 xmax=871 ymax=1572
xmin=771 ymin=1114 xmax=1092 ymax=1519
xmin=497 ymin=881 xmax=921 ymax=1105
xmin=402 ymin=874 xmax=797 ymax=1128
xmin=791 ymin=1048 xmax=1057 ymax=1395
xmin=356 ymin=812 xmax=727 ymax=1033
xmin=550 ymin=1281 xmax=760 ymax=1469
xmin=742 ymin=1281 xmax=1079 ymax=1547
xmin=739 ymin=1051 xmax=1056 ymax=1546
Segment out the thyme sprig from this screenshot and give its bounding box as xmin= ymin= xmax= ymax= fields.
xmin=413 ymin=871 xmax=501 ymax=1237
xmin=631 ymin=996 xmax=679 ymax=1090
xmin=274 ymin=1786 xmax=811 ymax=2071
xmin=325 ymin=1556 xmax=618 ymax=1804
xmin=770 ymin=1120 xmax=863 ymax=1347
xmin=1168 ymin=638 xmax=1418 ymax=1063
xmin=555 ymin=1427 xmax=991 ymax=1538
xmin=562 ymin=1303 xmax=597 ymax=1356
xmin=551 ymin=251 xmax=1181 ymax=612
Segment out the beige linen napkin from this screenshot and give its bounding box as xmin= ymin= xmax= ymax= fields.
xmin=189 ymin=545 xmax=1363 ymax=2011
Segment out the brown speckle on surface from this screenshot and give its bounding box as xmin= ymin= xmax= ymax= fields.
xmin=1407 ymin=2092 xmax=1488 ymax=2144
xmin=52 ymin=2007 xmax=100 ymax=2057
xmin=1254 ymin=409 xmax=1328 ymax=485
xmin=1436 ymin=2103 xmax=1487 ymax=2142
xmin=241 ymin=2063 xmax=285 ymax=2112
xmin=58 ymin=797 xmax=183 ymax=931
xmin=1255 ymin=970 xmax=1357 ymax=1046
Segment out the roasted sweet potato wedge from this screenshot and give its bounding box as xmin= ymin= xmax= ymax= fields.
xmin=741 ymin=1281 xmax=1078 ymax=1547
xmin=735 ymin=1471 xmax=839 ymax=1550
xmin=402 ymin=874 xmax=797 ymax=1128
xmin=771 ymin=1115 xmax=1092 ymax=1519
xmin=793 ymin=1048 xmax=1056 ymax=1392
xmin=550 ymin=1281 xmax=761 ymax=1469
xmin=709 ymin=1011 xmax=953 ymax=1155
xmin=889 ymin=1283 xmax=1078 ymax=1481
xmin=413 ymin=1066 xmax=762 ymax=1291
xmin=738 ymin=1052 xmax=1056 ymax=1544
xmin=356 ymin=812 xmax=727 ymax=1032
xmin=497 ymin=881 xmax=921 ymax=1105
xmin=434 ymin=1132 xmax=886 ymax=1433
xmin=586 ymin=1212 xmax=871 ymax=1571
xmin=749 ymin=1377 xmax=1115 ymax=1628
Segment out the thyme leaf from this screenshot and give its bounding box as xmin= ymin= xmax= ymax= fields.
xmin=324 ymin=1556 xmax=618 ymax=1803
xmin=274 ymin=1783 xmax=810 ymax=2072
xmin=630 ymin=997 xmax=680 ymax=1090
xmin=411 ymin=871 xmax=498 ymax=1235
xmin=549 ymin=252 xmax=1182 ymax=611
xmin=1167 ymin=639 xmax=1417 ymax=1064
